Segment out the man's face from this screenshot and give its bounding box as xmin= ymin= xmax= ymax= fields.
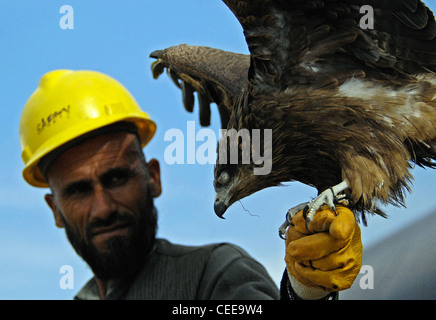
xmin=44 ymin=132 xmax=161 ymax=280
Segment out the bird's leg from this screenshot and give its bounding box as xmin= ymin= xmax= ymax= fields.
xmin=279 ymin=202 xmax=308 ymax=239
xmin=304 ymin=181 xmax=349 ymax=223
xmin=278 ymin=181 xmax=349 ymax=239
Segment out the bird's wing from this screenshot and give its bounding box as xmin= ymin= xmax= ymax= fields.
xmin=222 ymin=0 xmax=436 ymax=93
xmin=150 ymin=44 xmax=250 ymax=128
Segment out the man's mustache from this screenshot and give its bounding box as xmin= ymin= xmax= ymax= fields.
xmin=86 ymin=211 xmax=136 ymax=238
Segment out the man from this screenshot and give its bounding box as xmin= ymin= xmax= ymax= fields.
xmin=19 ymin=70 xmax=362 ymax=300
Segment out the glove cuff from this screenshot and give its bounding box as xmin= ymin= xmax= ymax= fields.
xmin=287 ymin=270 xmax=330 ymax=300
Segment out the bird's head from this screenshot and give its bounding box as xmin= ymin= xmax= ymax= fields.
xmin=213 ymin=164 xmax=263 ymax=218
xmin=212 ymin=91 xmax=285 ymax=218
xmin=213 ymin=123 xmax=275 ymax=218
xmin=213 ymin=164 xmax=249 ymax=218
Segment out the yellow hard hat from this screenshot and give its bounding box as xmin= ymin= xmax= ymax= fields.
xmin=20 ymin=69 xmax=156 ymax=188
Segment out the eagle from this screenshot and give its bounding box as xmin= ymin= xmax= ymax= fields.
xmin=150 ymin=0 xmax=436 ymax=236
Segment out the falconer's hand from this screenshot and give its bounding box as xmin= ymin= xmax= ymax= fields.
xmin=284 ymin=205 xmax=363 ymax=299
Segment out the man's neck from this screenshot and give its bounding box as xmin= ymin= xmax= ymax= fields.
xmin=95 ymin=277 xmax=109 ymax=299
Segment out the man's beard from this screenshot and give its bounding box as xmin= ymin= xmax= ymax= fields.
xmin=60 ymin=188 xmax=157 ymax=281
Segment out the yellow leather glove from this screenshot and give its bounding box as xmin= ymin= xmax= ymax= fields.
xmin=285 ymin=205 xmax=362 ymax=297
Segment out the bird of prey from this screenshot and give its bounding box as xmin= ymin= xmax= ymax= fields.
xmin=150 ymin=0 xmax=436 ymax=237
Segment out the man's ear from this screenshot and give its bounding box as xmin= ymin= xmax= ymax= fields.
xmin=44 ymin=194 xmax=65 ymax=228
xmin=147 ymin=158 xmax=162 ymax=198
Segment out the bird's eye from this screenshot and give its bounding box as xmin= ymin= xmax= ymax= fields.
xmin=217 ymin=171 xmax=230 ymax=185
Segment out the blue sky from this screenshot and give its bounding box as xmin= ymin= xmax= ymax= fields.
xmin=1 ymin=1 xmax=435 ymax=299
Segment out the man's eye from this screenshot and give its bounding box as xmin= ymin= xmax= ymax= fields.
xmin=102 ymin=169 xmax=130 ymax=188
xmin=64 ymin=181 xmax=93 ymax=197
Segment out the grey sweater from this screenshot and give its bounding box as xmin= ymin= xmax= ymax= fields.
xmin=74 ymin=238 xmax=280 ymax=300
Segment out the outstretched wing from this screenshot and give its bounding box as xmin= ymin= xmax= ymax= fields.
xmin=150 ymin=1 xmax=436 ymax=125
xmin=222 ymin=0 xmax=436 ymax=93
xmin=150 ymin=44 xmax=250 ymax=128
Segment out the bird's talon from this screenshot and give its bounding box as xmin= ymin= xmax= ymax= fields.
xmin=331 ymin=205 xmax=337 ymax=214
xmin=279 ymin=202 xmax=309 ymax=239
xmin=286 ymin=212 xmax=293 ymax=224
xmin=278 ymin=220 xmax=289 ymax=239
xmin=302 ymin=205 xmax=309 ymax=220
xmin=305 ymin=217 xmax=310 ymax=232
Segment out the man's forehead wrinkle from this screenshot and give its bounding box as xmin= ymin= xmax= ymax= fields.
xmin=48 ymin=132 xmax=140 ymax=188
xmin=110 ymin=135 xmax=141 ymax=164
xmin=73 ymin=140 xmax=138 ymax=176
xmin=64 ymin=132 xmax=136 ymax=162
xmin=91 ymin=135 xmax=135 ymax=165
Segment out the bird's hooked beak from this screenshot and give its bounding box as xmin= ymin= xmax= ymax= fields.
xmin=214 ymin=197 xmax=228 ymax=219
xmin=213 ymin=173 xmax=235 ymax=219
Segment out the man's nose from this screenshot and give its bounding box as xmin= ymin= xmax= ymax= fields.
xmin=90 ymin=185 xmax=117 ymax=221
